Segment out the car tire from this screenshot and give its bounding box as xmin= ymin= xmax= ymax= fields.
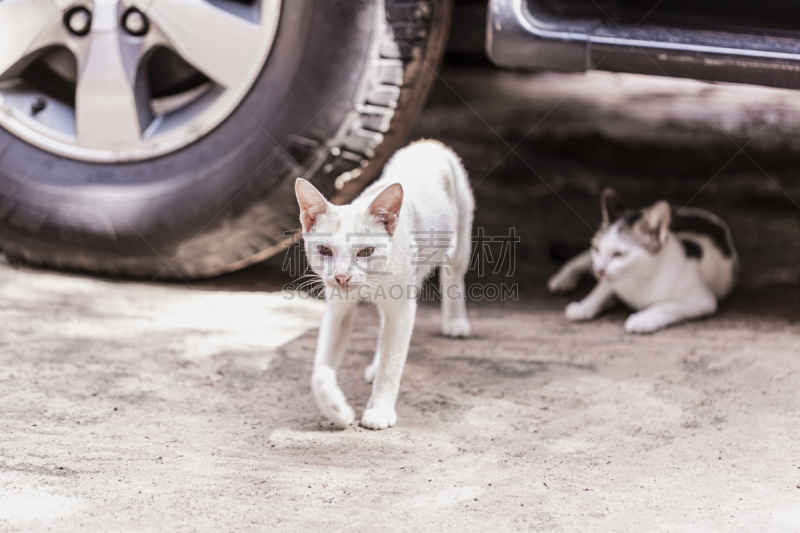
xmin=0 ymin=0 xmax=452 ymax=278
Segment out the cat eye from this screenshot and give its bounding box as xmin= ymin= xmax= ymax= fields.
xmin=357 ymin=247 xmax=375 ymax=258
xmin=317 ymin=245 xmax=333 ymax=256
xmin=612 ymin=251 xmax=626 ymax=258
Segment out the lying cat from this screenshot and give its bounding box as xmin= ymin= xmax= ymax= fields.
xmin=548 ymin=188 xmax=738 ymax=333
xmin=295 ymin=140 xmax=474 ymax=429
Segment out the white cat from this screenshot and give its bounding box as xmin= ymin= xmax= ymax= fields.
xmin=295 ymin=140 xmax=474 ymax=430
xmin=548 ymin=188 xmax=738 ymax=333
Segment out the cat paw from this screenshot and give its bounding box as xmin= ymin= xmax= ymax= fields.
xmin=311 ymin=367 xmax=355 ymax=428
xmin=442 ymin=315 xmax=472 ymax=337
xmin=624 ymin=312 xmax=664 ymax=334
xmin=325 ymin=402 xmax=356 ymax=428
xmin=363 ymin=363 xmax=377 ymax=383
xmin=565 ymin=302 xmax=595 ymax=321
xmin=360 ymin=407 xmax=397 ymax=430
xmin=548 ymin=273 xmax=578 ymax=293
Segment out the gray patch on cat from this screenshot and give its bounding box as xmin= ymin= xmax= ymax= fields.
xmin=619 ymin=210 xmax=643 ymax=226
xmin=595 ymin=210 xmax=639 ymax=236
xmin=669 ymin=208 xmax=734 ymax=258
xmin=601 ymin=206 xmax=733 ymax=258
xmin=680 ymin=238 xmax=703 ymax=259
xmin=613 ymin=211 xmax=662 ymax=253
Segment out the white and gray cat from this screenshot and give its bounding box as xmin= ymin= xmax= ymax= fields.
xmin=295 ymin=140 xmax=474 ymax=430
xmin=548 ymin=188 xmax=738 ymax=333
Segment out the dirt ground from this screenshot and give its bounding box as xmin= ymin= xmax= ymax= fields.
xmin=2 ymin=67 xmax=800 ymax=532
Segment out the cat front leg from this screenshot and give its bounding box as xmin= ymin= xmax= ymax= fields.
xmin=565 ymin=280 xmax=616 ymax=321
xmin=361 ymin=299 xmax=416 ymax=430
xmin=311 ymin=299 xmax=358 ymax=427
xmin=548 ymin=250 xmax=592 ymax=293
xmin=624 ymin=295 xmax=717 ymax=334
xmin=363 ymin=308 xmax=384 ymax=383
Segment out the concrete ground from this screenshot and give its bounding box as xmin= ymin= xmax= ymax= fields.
xmin=2 ymin=67 xmax=800 ymax=531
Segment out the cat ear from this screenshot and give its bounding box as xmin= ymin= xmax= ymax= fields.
xmin=640 ymin=200 xmax=671 ymax=244
xmin=295 ymin=178 xmax=328 ymax=232
xmin=368 ymin=183 xmax=403 ymax=235
xmin=601 ymin=187 xmax=627 ymax=225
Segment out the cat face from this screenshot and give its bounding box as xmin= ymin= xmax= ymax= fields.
xmin=591 ymin=226 xmax=650 ymax=281
xmin=295 ymin=179 xmax=403 ymax=296
xmin=592 ymin=188 xmax=671 ymax=281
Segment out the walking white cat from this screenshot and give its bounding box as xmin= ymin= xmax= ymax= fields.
xmin=548 ymin=188 xmax=738 ymax=333
xmin=295 ymin=140 xmax=474 ymax=430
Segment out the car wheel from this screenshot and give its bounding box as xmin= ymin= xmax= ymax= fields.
xmin=0 ymin=0 xmax=452 ymax=278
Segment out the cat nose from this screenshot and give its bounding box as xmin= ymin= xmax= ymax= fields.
xmin=334 ymin=274 xmax=351 ymax=289
xmin=594 ymin=267 xmax=605 ymax=278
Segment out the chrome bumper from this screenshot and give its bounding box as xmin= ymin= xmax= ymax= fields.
xmin=487 ymin=0 xmax=800 ymax=89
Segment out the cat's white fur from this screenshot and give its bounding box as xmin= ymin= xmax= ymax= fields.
xmin=548 ymin=188 xmax=738 ymax=334
xmin=295 ymin=140 xmax=474 ymax=429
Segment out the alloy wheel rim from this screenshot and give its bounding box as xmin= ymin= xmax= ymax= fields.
xmin=0 ymin=0 xmax=280 ymax=162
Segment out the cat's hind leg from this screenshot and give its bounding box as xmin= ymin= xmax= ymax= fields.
xmin=441 ymin=201 xmax=472 ymax=337
xmin=548 ymin=250 xmax=593 ymax=293
xmin=311 ymin=299 xmax=358 ymax=427
xmin=363 ymin=308 xmax=383 ymax=383
xmin=440 ymin=159 xmax=474 ymax=338
xmin=440 ymin=266 xmax=471 ymax=337
xmin=565 ymin=280 xmax=616 ymax=321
